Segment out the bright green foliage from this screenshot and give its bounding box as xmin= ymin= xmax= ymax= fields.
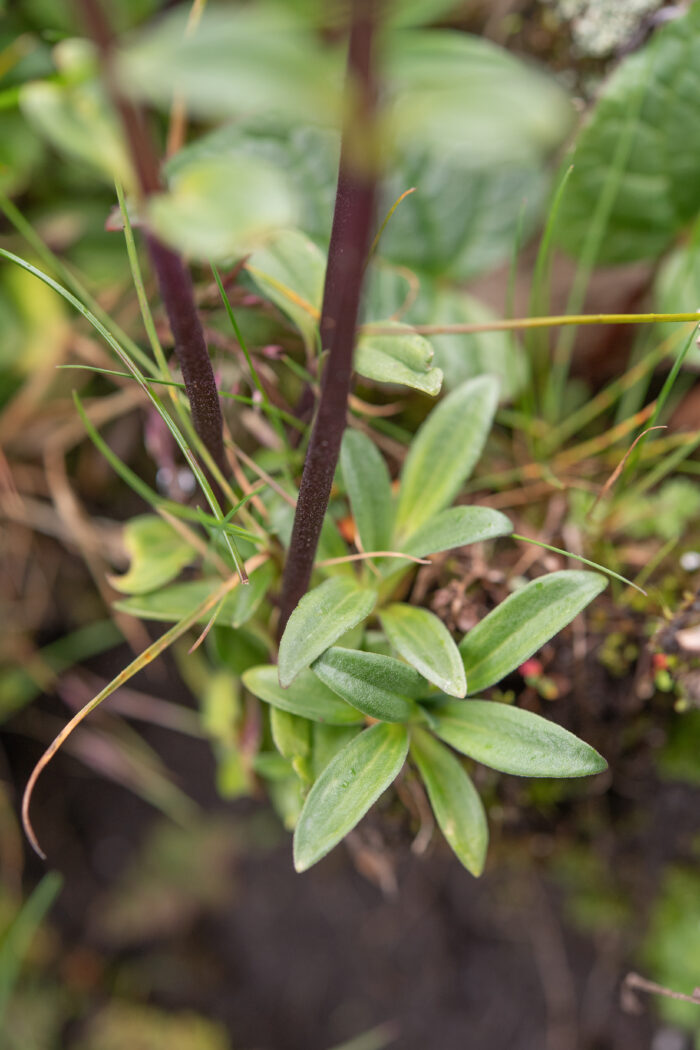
xmin=557 ymin=4 xmax=700 ymax=263
xmin=115 ymin=562 xmax=274 ymax=629
xmin=410 ymin=729 xmax=488 ymax=875
xmin=245 ymin=229 xmax=325 ymax=354
xmin=293 ymin=723 xmax=409 ymax=872
xmin=312 ymin=648 xmax=424 ymax=723
xmin=395 ymin=375 xmax=499 ymax=538
xmin=340 ymin=430 xmax=394 ymax=556
xmin=379 ymin=604 xmax=466 ymax=698
xmin=459 ymin=571 xmax=608 ymax=694
xmin=433 ymin=700 xmax=607 ymax=777
xmin=278 ymin=578 xmax=378 ymax=687
xmin=109 ymin=515 xmax=195 ymax=595
xmin=243 ymin=667 xmax=364 ymax=726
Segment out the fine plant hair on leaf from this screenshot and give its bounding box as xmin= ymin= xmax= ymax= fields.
xmin=22 ymin=555 xmax=267 ymax=859
xmin=0 ymin=248 xmax=247 ymax=579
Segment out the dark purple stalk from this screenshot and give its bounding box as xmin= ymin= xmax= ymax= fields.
xmin=278 ymin=0 xmax=380 ymax=634
xmin=76 ymin=0 xmax=228 ymax=486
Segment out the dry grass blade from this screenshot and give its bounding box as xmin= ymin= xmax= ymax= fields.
xmin=22 ymin=553 xmax=268 ymax=859
xmin=588 ymin=426 xmax=667 ymax=516
xmin=315 ymin=551 xmax=431 ymax=567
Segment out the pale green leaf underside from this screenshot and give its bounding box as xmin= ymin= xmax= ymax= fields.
xmin=243 ymin=665 xmax=364 ymax=725
xmin=410 ymin=727 xmax=488 ymax=875
xmin=395 ymin=375 xmax=499 ymax=539
xmin=114 ymin=562 xmax=274 ymax=629
xmin=312 ymin=647 xmax=426 ymax=723
xmin=354 ymin=325 xmax=443 ymax=395
xmin=109 ymin=515 xmax=195 ymax=595
xmin=433 ymin=699 xmax=607 ymax=777
xmin=398 ymin=505 xmax=512 ymax=560
xmin=459 ymin=570 xmax=607 ymax=695
xmin=340 ymin=429 xmax=394 ymax=555
xmin=380 ymin=603 xmax=466 ymax=698
xmin=293 ymin=723 xmax=408 ymax=871
xmin=278 ymin=578 xmax=378 ymax=686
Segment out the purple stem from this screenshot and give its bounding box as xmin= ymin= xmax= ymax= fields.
xmin=278 ymin=0 xmax=380 ymax=634
xmin=76 ymin=0 xmax=228 ymax=486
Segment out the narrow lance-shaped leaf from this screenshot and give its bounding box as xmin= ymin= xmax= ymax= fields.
xmin=459 ymin=571 xmax=607 ymax=695
xmin=380 ymin=603 xmax=466 ymax=698
xmin=293 ymin=722 xmax=409 ymax=872
xmin=340 ymin=429 xmax=394 ymax=555
xmin=243 ymin=666 xmax=364 ymax=726
xmin=398 ymin=505 xmax=512 ymax=560
xmin=433 ymin=699 xmax=607 ymax=777
xmin=395 ymin=375 xmax=499 ymax=540
xmin=278 ymin=577 xmax=377 ymax=687
xmin=312 ymin=647 xmax=426 ymax=723
xmin=410 ymin=727 xmax=488 ymax=876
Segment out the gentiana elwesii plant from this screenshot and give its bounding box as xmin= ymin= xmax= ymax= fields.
xmin=3 ymin=0 xmax=629 ymax=874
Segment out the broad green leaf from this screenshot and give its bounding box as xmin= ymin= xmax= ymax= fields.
xmin=380 ymin=604 xmax=466 ymax=698
xmin=459 ymin=571 xmax=607 ymax=694
xmin=117 ymin=4 xmax=342 ymax=126
xmin=278 ymin=578 xmax=377 ymax=686
xmin=20 ymin=78 xmax=133 ymax=189
xmin=399 ymin=506 xmax=512 ymax=560
xmin=243 ymin=665 xmax=364 ymax=725
xmin=312 ymin=723 xmax=362 ymax=780
xmin=340 ymin=429 xmax=394 ymax=555
xmin=245 ymin=229 xmax=324 ymax=353
xmin=253 ymin=751 xmax=294 ymax=781
xmin=270 ymin=707 xmax=311 ymax=762
xmin=269 ymin=774 xmax=304 ymax=830
xmin=410 ymin=728 xmax=487 ymax=875
xmin=378 ymin=150 xmax=548 ymax=279
xmin=433 ymin=699 xmax=607 ymax=777
xmin=387 ymin=32 xmax=573 ymax=169
xmin=312 ymin=648 xmax=425 ymax=722
xmin=149 ymin=155 xmax=296 ymax=261
xmin=293 ymin=723 xmax=408 ymax=871
xmin=354 ymin=324 xmax=443 ymax=395
xmin=395 ymin=375 xmax=499 ymax=538
xmin=556 ymin=5 xmax=700 ymax=263
xmin=109 ymin=515 xmax=195 ymax=595
xmin=114 ymin=561 xmax=274 ymax=628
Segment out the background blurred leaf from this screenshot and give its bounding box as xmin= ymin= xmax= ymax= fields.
xmin=109 ymin=515 xmax=195 ymax=596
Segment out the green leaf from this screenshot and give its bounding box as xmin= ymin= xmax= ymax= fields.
xmin=354 ymin=323 xmax=443 ymax=395
xmin=109 ymin=515 xmax=195 ymax=595
xmin=243 ymin=665 xmax=364 ymax=725
xmin=293 ymin=723 xmax=408 ymax=871
xmin=278 ymin=578 xmax=377 ymax=687
xmin=395 ymin=376 xmax=499 ymax=539
xmin=117 ymin=4 xmax=342 ymax=126
xmin=114 ymin=561 xmax=274 ymax=628
xmin=556 ymin=5 xmax=700 ymax=263
xmin=386 ymin=31 xmax=573 ymax=169
xmin=398 ymin=506 xmax=512 ymax=560
xmin=312 ymin=723 xmax=362 ymax=780
xmin=340 ymin=429 xmax=394 ymax=555
xmin=20 ymin=76 xmax=133 ymax=189
xmin=379 ymin=604 xmax=466 ymax=698
xmin=410 ymin=728 xmax=487 ymax=875
xmin=245 ymin=228 xmax=324 ymax=353
xmin=149 ymin=155 xmax=296 ymax=262
xmin=459 ymin=571 xmax=607 ymax=695
xmin=312 ymin=647 xmax=425 ymax=722
xmin=433 ymin=700 xmax=607 ymax=777
xmin=270 ymin=707 xmax=311 ymax=762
